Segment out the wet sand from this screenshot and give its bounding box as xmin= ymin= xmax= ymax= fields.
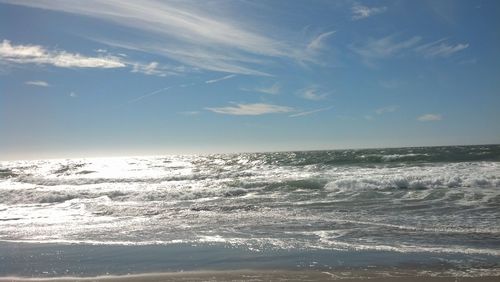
xmin=1 ymin=270 xmax=499 ymax=282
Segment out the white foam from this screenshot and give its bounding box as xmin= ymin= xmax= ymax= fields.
xmin=1 ymin=156 xmax=499 ymax=259
xmin=324 ymin=162 xmax=500 ymax=191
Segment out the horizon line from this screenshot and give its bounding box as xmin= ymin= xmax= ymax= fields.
xmin=2 ymin=142 xmax=498 ymax=162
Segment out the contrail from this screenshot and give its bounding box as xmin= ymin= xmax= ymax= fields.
xmin=289 ymin=106 xmax=333 ymax=117
xmin=112 ymin=86 xmax=176 ymax=109
xmin=127 ymin=86 xmax=174 ymax=104
xmin=205 ymin=74 xmax=236 ymax=84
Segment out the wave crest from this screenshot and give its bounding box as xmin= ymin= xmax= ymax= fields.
xmin=325 ymin=174 xmax=500 ymax=191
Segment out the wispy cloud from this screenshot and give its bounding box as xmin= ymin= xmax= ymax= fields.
xmin=375 ymin=105 xmax=399 ymax=115
xmin=206 ymin=103 xmax=294 ymax=116
xmin=307 ymin=31 xmax=335 ymax=52
xmin=353 ymin=35 xmax=468 ymax=63
xmin=255 ymin=82 xmax=281 ymax=95
xmin=352 ymin=35 xmax=422 ymax=60
xmin=289 ymin=106 xmax=333 ymax=117
xmin=69 ymin=91 xmax=78 ymax=98
xmin=295 ymin=30 xmax=336 ymax=64
xmin=205 ymin=74 xmax=236 ymax=84
xmin=299 ymin=85 xmax=329 ymax=101
xmin=25 ymin=80 xmax=50 ymax=87
xmin=100 ymin=42 xmax=272 ymax=76
xmin=415 ymin=38 xmax=468 ymax=58
xmin=417 ymin=113 xmax=442 ymax=121
xmin=1 ymin=1 xmax=286 ymax=55
xmin=241 ymin=82 xmax=281 ymax=95
xmin=352 ymin=3 xmax=387 ymax=20
xmin=0 ymin=39 xmax=125 ymax=68
xmin=131 ymin=61 xmax=180 ymax=77
xmin=3 ymin=1 xmax=306 ymax=75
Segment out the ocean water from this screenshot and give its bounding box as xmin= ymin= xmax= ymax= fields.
xmin=1 ymin=145 xmax=500 ymax=276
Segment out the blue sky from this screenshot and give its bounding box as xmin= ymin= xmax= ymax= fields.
xmin=1 ymin=0 xmax=499 ymax=160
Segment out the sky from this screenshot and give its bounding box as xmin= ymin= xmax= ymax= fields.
xmin=1 ymin=0 xmax=499 ymax=160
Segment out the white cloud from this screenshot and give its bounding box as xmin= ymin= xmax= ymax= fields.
xmin=3 ymin=0 xmax=302 ymax=75
xmin=205 ymin=74 xmax=236 ymax=84
xmin=131 ymin=61 xmax=178 ymax=77
xmin=25 ymin=80 xmax=49 ymax=87
xmin=0 ymin=40 xmax=125 ymax=68
xmin=352 ymin=3 xmax=387 ymax=20
xmin=136 ymin=45 xmax=272 ymax=76
xmin=353 ymin=35 xmax=468 ymax=63
xmin=255 ymin=82 xmax=280 ymax=95
xmin=295 ymin=30 xmax=336 ymax=64
xmin=206 ymin=103 xmax=294 ymax=116
xmin=307 ymin=31 xmax=335 ymax=52
xmin=415 ymin=38 xmax=468 ymax=58
xmin=299 ymin=86 xmax=329 ymax=101
xmin=69 ymin=91 xmax=78 ymax=98
xmin=375 ymin=105 xmax=399 ymax=115
xmin=2 ymin=39 xmax=190 ymax=76
xmin=417 ymin=114 xmax=442 ymax=121
xmin=289 ymin=106 xmax=333 ymax=117
xmin=352 ymin=35 xmax=422 ymax=60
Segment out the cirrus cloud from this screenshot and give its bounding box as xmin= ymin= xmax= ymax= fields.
xmin=131 ymin=61 xmax=181 ymax=77
xmin=255 ymin=82 xmax=281 ymax=95
xmin=352 ymin=3 xmax=387 ymax=20
xmin=1 ymin=0 xmax=331 ymax=76
xmin=417 ymin=113 xmax=442 ymax=121
xmin=375 ymin=105 xmax=399 ymax=115
xmin=299 ymin=85 xmax=329 ymax=101
xmin=415 ymin=38 xmax=469 ymax=58
xmin=25 ymin=80 xmax=50 ymax=87
xmin=206 ymin=103 xmax=294 ymax=116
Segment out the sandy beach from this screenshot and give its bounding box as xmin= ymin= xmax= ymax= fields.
xmin=1 ymin=270 xmax=500 ymax=282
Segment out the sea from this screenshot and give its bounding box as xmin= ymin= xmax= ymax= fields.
xmin=1 ymin=145 xmax=499 ymax=277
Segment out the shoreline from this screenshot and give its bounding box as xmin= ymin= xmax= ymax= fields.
xmin=1 ymin=270 xmax=500 ymax=282
xmin=2 ymin=242 xmax=499 ymax=279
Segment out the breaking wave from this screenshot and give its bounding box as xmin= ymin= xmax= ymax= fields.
xmin=1 ymin=144 xmax=499 ymax=263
